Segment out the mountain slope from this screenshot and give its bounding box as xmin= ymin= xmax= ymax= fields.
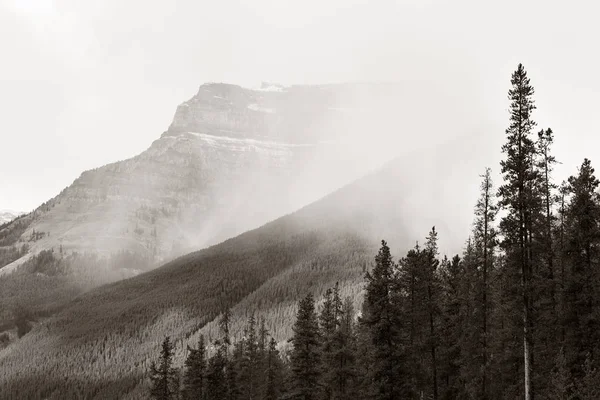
xmin=0 ymin=82 xmax=440 ymax=277
xmin=0 ymin=132 xmax=489 ymax=399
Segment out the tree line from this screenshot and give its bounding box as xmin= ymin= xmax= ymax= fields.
xmin=148 ymin=64 xmax=600 ymax=399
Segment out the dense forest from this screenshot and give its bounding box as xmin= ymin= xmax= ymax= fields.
xmin=147 ymin=64 xmax=600 ymax=399
xmin=0 ymin=249 xmax=152 ymax=348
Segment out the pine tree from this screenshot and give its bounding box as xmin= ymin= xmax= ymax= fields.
xmin=226 ymin=355 xmax=241 ymax=400
xmin=563 ymin=159 xmax=600 ymax=376
xmin=258 ymin=317 xmax=269 ymax=355
xmin=319 ymin=287 xmax=336 ymax=400
xmin=360 ymin=240 xmax=407 ymax=399
xmin=205 ymin=308 xmax=233 ymax=400
xmin=265 ymin=337 xmax=284 ymax=400
xmin=205 ymin=345 xmax=228 ymax=400
xmin=439 ymin=254 xmax=467 ymax=399
xmin=150 ymin=336 xmax=178 ymax=400
xmin=220 ymin=307 xmax=232 ymax=347
xmin=183 ymin=335 xmax=207 ymax=400
xmin=239 ymin=314 xmax=260 ymax=400
xmin=398 ymin=243 xmax=427 ymax=396
xmin=497 ymin=63 xmax=540 ymax=400
xmin=330 ymin=297 xmax=357 ymax=398
xmin=290 ymin=293 xmax=322 ymax=400
xmin=536 ymin=128 xmax=558 ymax=307
xmin=424 ymin=227 xmax=441 ymax=400
xmin=557 ymin=180 xmax=570 ymax=345
xmin=319 ymin=283 xmax=347 ymax=400
xmin=533 ymin=128 xmax=561 ymax=392
xmin=473 ymin=168 xmax=498 ymax=399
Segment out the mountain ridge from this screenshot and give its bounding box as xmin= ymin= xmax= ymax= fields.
xmin=1 ymin=82 xmax=420 ymax=277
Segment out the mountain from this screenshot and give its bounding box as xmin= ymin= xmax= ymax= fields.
xmin=0 ymin=82 xmax=448 ymax=278
xmin=0 ymin=80 xmax=495 ymax=356
xmin=0 ymin=132 xmax=490 ymax=399
xmin=0 ymin=210 xmax=23 ymax=225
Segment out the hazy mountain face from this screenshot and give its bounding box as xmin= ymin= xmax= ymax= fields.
xmin=1 ymin=82 xmax=481 ymax=275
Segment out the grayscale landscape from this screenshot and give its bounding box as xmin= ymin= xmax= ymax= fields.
xmin=1 ymin=1 xmax=599 ymax=399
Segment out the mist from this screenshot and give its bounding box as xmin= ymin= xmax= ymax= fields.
xmin=1 ymin=0 xmax=599 ymax=213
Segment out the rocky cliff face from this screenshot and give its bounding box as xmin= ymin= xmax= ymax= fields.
xmin=0 ymin=82 xmax=412 ymax=274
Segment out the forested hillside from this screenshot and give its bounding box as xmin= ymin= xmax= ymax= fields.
xmin=2 ymin=64 xmax=599 ymax=400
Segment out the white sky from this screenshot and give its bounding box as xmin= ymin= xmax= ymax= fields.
xmin=0 ymin=0 xmax=599 ymax=211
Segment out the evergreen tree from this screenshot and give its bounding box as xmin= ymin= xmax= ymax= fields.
xmin=330 ymin=297 xmax=357 ymax=399
xmin=319 ymin=283 xmax=348 ymax=400
xmin=150 ymin=336 xmax=178 ymax=400
xmin=205 ymin=345 xmax=228 ymax=400
xmin=206 ymin=308 xmax=233 ymax=400
xmin=473 ymin=168 xmax=498 ymax=399
xmin=258 ymin=317 xmax=269 ymax=355
xmin=290 ymin=293 xmax=322 ymax=400
xmin=563 ymin=159 xmax=600 ymax=376
xmin=239 ymin=314 xmax=260 ymax=400
xmin=557 ymin=180 xmax=570 ymax=345
xmin=497 ymin=63 xmax=540 ymax=400
xmin=265 ymin=337 xmax=284 ymax=400
xmin=424 ymin=227 xmax=441 ymax=400
xmin=439 ymin=254 xmax=467 ymax=399
xmin=319 ymin=287 xmax=337 ymax=400
xmin=534 ymin=128 xmax=561 ymax=391
xmin=226 ymin=355 xmax=241 ymax=400
xmin=536 ymin=128 xmax=558 ymax=308
xmin=220 ymin=307 xmax=232 ymax=347
xmin=360 ymin=240 xmax=407 ymax=399
xmin=183 ymin=335 xmax=207 ymax=400
xmin=398 ymin=243 xmax=427 ymax=396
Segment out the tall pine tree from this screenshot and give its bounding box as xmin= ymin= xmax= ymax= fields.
xmin=290 ymin=293 xmax=322 ymax=400
xmin=360 ymin=240 xmax=408 ymax=399
xmin=497 ymin=63 xmax=540 ymax=400
xmin=150 ymin=336 xmax=178 ymax=400
xmin=563 ymin=159 xmax=600 ymax=376
xmin=183 ymin=335 xmax=207 ymax=400
xmin=473 ymin=168 xmax=498 ymax=399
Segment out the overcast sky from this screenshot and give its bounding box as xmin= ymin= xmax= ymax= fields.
xmin=1 ymin=0 xmax=599 ymax=212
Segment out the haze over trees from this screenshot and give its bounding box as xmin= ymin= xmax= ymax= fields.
xmin=1 ymin=65 xmax=599 ymax=400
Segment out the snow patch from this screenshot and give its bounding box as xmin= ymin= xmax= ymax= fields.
xmin=254 ymin=82 xmax=287 ymax=92
xmin=183 ymin=132 xmax=314 ymax=149
xmin=247 ymin=103 xmax=276 ymax=114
